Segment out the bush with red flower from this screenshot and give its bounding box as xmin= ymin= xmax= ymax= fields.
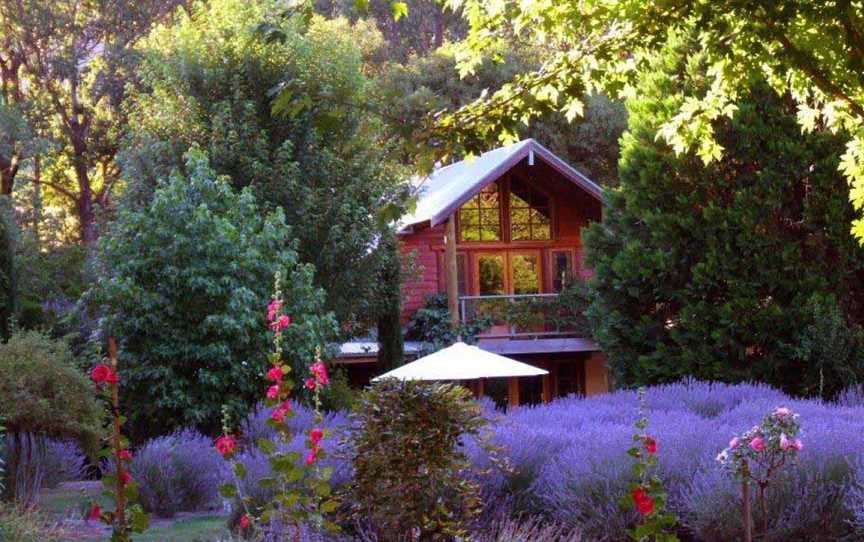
xmin=217 ymin=273 xmax=338 ymax=537
xmin=620 ymin=388 xmax=679 ymax=541
xmin=716 ymin=406 xmax=803 ymax=542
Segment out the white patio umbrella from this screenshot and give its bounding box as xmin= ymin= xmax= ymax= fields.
xmin=372 ymin=341 xmax=548 ymax=382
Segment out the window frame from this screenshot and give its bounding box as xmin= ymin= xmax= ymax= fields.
xmin=456 ymin=175 xmax=556 ymax=243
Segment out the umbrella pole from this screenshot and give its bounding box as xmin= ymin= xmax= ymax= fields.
xmin=508 ymin=377 xmax=520 ymax=408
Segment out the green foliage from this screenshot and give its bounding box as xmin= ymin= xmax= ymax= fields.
xmin=374 ymin=231 xmax=404 ymax=372
xmin=124 ymin=0 xmax=405 ymax=331
xmin=0 ymin=504 xmax=58 ymax=542
xmin=441 ymin=0 xmax=864 ymax=241
xmin=0 ymin=198 xmax=15 ymax=339
xmin=346 ymin=379 xmax=486 ymax=540
xmin=584 ymin=33 xmax=864 ymax=395
xmin=374 ymin=44 xmax=626 ymax=184
xmin=93 ymin=149 xmax=336 ymax=438
xmin=405 ymin=293 xmax=491 ymax=354
xmin=0 ymin=330 xmax=102 ymax=449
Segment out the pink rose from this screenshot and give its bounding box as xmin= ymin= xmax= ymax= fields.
xmin=774 ymin=407 xmax=791 ymax=417
xmin=729 ymin=437 xmax=741 ymax=449
xmin=266 ymin=366 xmax=284 ymax=382
xmin=266 ymin=385 xmax=280 ymax=400
xmin=215 ymin=435 xmax=237 ymax=456
xmin=267 ymin=299 xmax=283 ymax=322
xmin=749 ymin=436 xmax=766 ymax=452
xmin=793 ymin=438 xmax=803 ymax=450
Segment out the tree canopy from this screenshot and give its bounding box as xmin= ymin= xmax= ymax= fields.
xmin=440 ymin=1 xmax=864 ymax=239
xmin=584 ymin=32 xmax=864 ymax=398
xmin=93 ymin=149 xmax=336 ymax=438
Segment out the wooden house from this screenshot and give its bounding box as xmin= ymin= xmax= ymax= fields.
xmin=337 ymin=139 xmax=609 ymax=405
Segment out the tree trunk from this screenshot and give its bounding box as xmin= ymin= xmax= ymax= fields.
xmin=76 ymin=193 xmax=97 ymax=244
xmin=4 ymin=431 xmax=47 ymax=507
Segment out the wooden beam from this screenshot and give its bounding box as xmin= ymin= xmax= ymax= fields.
xmin=445 ymin=214 xmax=460 ymax=330
xmin=475 ymin=378 xmax=484 ymax=399
xmin=508 ymin=377 xmax=520 ymax=408
xmin=542 ymin=371 xmax=553 ymax=403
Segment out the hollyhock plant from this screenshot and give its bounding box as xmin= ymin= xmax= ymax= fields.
xmin=218 ymin=272 xmax=337 ymax=537
xmin=716 ymin=406 xmax=803 ymax=542
xmin=619 ymin=388 xmax=679 ymax=541
xmin=89 ymin=338 xmax=149 ymax=541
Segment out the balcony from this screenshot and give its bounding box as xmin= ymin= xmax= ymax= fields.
xmin=458 ymin=293 xmax=587 ymax=339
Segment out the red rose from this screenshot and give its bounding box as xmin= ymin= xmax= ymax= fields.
xmin=310 ymin=427 xmax=324 ymax=445
xmin=118 ymin=471 xmax=131 ymax=485
xmin=118 ymin=449 xmax=132 ymax=461
xmin=238 ymin=514 xmax=251 ymax=529
xmin=87 ymin=504 xmax=102 ymax=522
xmin=644 ymin=436 xmax=657 ymax=454
xmin=215 ymin=435 xmax=237 ymax=456
xmin=266 ymin=366 xmax=284 ymax=382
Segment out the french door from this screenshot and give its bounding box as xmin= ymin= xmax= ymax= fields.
xmin=474 ymin=251 xmax=542 ymax=296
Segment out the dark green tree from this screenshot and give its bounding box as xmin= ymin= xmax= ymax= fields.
xmin=0 ymin=197 xmax=15 ymax=339
xmin=122 ymin=0 xmax=405 ymax=332
xmin=93 ymin=149 xmax=336 ymax=439
xmin=584 ymin=33 xmax=864 ymax=396
xmin=374 ymin=230 xmax=404 ymax=371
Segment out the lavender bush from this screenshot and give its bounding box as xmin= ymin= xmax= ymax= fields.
xmin=121 ymin=429 xmax=225 ymax=517
xmin=470 ymin=380 xmax=864 ymax=541
xmin=42 ymin=439 xmax=88 ymax=488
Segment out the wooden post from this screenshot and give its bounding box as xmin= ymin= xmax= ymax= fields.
xmin=542 ymin=372 xmax=553 ymax=403
xmin=445 ymin=214 xmax=460 ymax=330
xmin=475 ymin=378 xmax=484 ymax=398
xmin=508 ymin=377 xmax=520 ymax=408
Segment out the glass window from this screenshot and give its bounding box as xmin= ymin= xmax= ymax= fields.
xmin=459 ymin=182 xmax=501 ymax=241
xmin=509 ymin=177 xmax=551 ymax=240
xmin=552 ymin=250 xmax=573 ymax=292
xmin=456 ymin=253 xmax=467 ymax=296
xmin=477 ymin=254 xmax=505 ymax=295
xmin=511 ymin=253 xmax=540 ymax=294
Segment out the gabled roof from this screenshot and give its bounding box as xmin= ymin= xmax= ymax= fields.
xmin=398 ymin=139 xmax=604 ymax=232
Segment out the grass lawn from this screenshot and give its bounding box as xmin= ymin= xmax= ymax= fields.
xmin=38 ymin=482 xmax=230 ymax=542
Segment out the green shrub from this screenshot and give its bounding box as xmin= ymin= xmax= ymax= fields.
xmin=406 ymin=294 xmax=491 ymax=355
xmin=0 ymin=331 xmax=102 ymax=506
xmin=0 ymin=504 xmax=58 ymax=542
xmin=346 ymin=380 xmax=487 ymax=540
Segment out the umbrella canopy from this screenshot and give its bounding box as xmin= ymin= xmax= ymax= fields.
xmin=372 ymin=341 xmax=548 ymax=382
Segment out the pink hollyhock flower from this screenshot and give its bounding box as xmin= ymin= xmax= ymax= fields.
xmin=750 ymin=436 xmax=766 ymax=452
xmin=305 ymin=450 xmax=318 ymax=465
xmin=238 ymin=514 xmax=251 ymax=529
xmin=215 ymin=435 xmax=237 ymax=456
xmin=632 ymin=487 xmax=654 ymax=515
xmin=118 ymin=449 xmax=132 ymax=461
xmin=270 ymin=401 xmax=291 ymax=423
xmin=266 ymin=366 xmax=284 ymax=382
xmin=270 ymin=315 xmax=291 ymax=332
xmin=304 ymin=377 xmax=317 ymax=390
xmin=310 ymin=427 xmax=324 ymax=445
xmin=643 ymin=436 xmax=657 ymax=454
xmin=729 ymin=437 xmax=741 ymax=449
xmin=266 ymin=385 xmax=280 ymax=400
xmin=310 ymin=362 xmax=329 ymax=386
xmin=267 ymin=299 xmax=283 ymax=322
xmin=87 ymin=504 xmax=102 ymax=522
xmin=774 ymin=407 xmax=791 ymax=417
xmin=119 ymin=471 xmax=131 ymax=485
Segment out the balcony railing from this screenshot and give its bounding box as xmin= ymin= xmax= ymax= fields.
xmin=458 ymin=293 xmax=583 ymax=339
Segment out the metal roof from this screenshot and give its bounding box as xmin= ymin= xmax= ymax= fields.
xmin=398 ymin=139 xmax=604 ymax=232
xmin=476 ymin=337 xmax=601 ymax=355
